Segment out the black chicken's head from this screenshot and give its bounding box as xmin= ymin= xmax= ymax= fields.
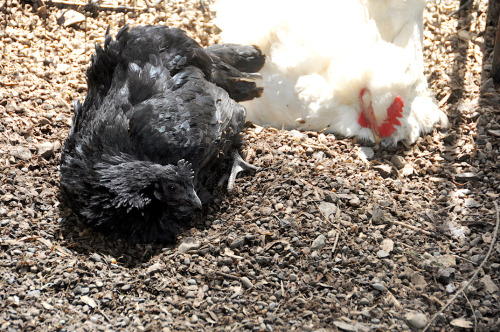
xmin=153 ymin=160 xmax=202 ymax=210
xmin=96 ymin=158 xmax=202 ymax=212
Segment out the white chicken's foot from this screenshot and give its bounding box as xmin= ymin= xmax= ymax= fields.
xmin=225 ymin=151 xmax=259 ymax=191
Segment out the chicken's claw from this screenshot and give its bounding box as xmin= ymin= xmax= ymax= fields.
xmin=227 ymin=151 xmax=259 ymax=191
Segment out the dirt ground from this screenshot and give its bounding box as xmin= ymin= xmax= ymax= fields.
xmin=0 ymin=0 xmax=499 ymax=331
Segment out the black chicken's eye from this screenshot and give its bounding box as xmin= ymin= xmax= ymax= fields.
xmin=167 ymin=185 xmax=177 ymax=192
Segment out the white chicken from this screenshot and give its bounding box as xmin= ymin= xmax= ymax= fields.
xmin=214 ymin=0 xmax=448 ymax=145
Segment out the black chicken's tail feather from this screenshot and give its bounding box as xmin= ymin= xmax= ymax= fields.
xmin=205 ymin=44 xmax=265 ymax=73
xmin=205 ymin=44 xmax=265 ymax=102
xmin=231 ymin=81 xmax=264 ymax=102
xmin=84 ymin=26 xmax=124 ymax=112
xmin=84 ymin=25 xmax=215 ymax=109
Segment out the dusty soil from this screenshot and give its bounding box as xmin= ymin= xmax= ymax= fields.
xmin=0 ymin=0 xmax=499 ymax=331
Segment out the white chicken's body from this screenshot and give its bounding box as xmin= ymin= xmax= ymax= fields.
xmin=215 ymin=0 xmax=448 ymax=145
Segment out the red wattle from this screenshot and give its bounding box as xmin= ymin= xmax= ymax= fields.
xmin=358 ymin=112 xmax=370 ymax=128
xmin=377 ymin=96 xmax=404 ymax=138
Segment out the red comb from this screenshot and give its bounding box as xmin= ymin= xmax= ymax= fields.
xmin=377 ymin=96 xmax=404 ymax=138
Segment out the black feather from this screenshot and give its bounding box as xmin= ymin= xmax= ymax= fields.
xmin=205 ymin=44 xmax=265 ymax=102
xmin=60 ymin=25 xmax=264 ymax=243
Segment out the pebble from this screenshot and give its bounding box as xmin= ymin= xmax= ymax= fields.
xmin=371 ymin=283 xmax=386 ymax=292
xmin=230 ymin=236 xmax=246 ymax=249
xmin=480 ymin=275 xmax=500 ymax=293
xmin=27 ymin=290 xmax=40 ymax=298
xmin=80 ymin=296 xmax=97 ymax=308
xmin=380 ymin=239 xmax=394 ymax=253
xmin=146 ymin=263 xmax=163 ymax=274
xmin=318 ymin=201 xmax=337 ymax=221
xmin=446 ymin=283 xmax=456 ymax=293
xmin=178 ymin=237 xmax=201 ymax=253
xmin=333 ymin=321 xmax=357 ymax=331
xmin=436 ymin=268 xmax=455 ymax=285
xmin=349 ymin=196 xmax=360 ymax=207
xmin=121 ymin=284 xmax=131 ymax=291
xmin=191 ymin=314 xmax=199 ymax=324
xmin=401 ymin=164 xmax=415 ymax=176
xmin=487 ymin=129 xmax=500 ymax=137
xmin=456 ymin=189 xmax=471 ymax=198
xmin=90 ymin=253 xmax=102 ymax=262
xmin=42 ymin=301 xmax=54 ymax=310
xmin=410 ymin=272 xmax=427 ymax=289
xmin=471 ymin=254 xmax=485 ymax=264
xmin=405 ymin=311 xmax=428 ymax=329
xmin=280 ymin=219 xmax=291 ymax=228
xmin=371 ymin=205 xmax=387 ymax=224
xmin=185 ymin=291 xmax=196 ymax=299
xmin=290 ymin=130 xmax=307 ymax=142
xmin=373 ymin=164 xmax=393 ymax=178
xmin=8 ymin=296 xmax=20 ymax=306
xmin=455 ymin=172 xmax=478 ymax=182
xmin=358 ymin=147 xmax=374 ymax=160
xmin=36 ymin=141 xmax=56 ymax=159
xmin=10 ymin=146 xmax=32 ymax=160
xmin=57 ymin=9 xmax=85 ymax=27
xmin=359 ymin=298 xmax=370 ymax=305
xmin=390 ymin=155 xmax=406 ymax=169
xmin=464 ymin=198 xmax=481 ymax=208
xmin=260 ymin=206 xmax=273 ymax=216
xmin=311 ymin=234 xmax=326 ymax=251
xmin=432 ymin=254 xmax=456 ymax=267
xmin=240 ymin=277 xmax=254 ymax=289
xmin=377 ymin=250 xmax=389 ymax=258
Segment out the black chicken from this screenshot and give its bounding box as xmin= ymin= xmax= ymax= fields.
xmin=59 ymin=25 xmax=264 ymax=243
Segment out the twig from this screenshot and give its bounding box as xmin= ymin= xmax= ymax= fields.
xmin=47 ymin=0 xmax=149 ymax=12
xmin=215 ymin=271 xmax=241 ymax=281
xmin=392 ymin=220 xmax=434 ymax=237
xmin=422 ymin=201 xmax=499 ymax=332
xmin=463 ymin=292 xmax=477 ymax=332
xmin=448 ymin=0 xmax=474 ymax=17
xmin=98 ymin=308 xmax=111 ymax=322
xmin=331 ymin=231 xmax=339 ymax=255
xmin=143 ymin=0 xmax=164 ymax=8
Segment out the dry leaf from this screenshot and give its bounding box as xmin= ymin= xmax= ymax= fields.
xmin=450 ymin=318 xmax=473 ymax=329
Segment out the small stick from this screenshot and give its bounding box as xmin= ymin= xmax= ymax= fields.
xmin=392 ymin=220 xmax=434 ymax=237
xmin=448 ymin=0 xmax=474 ymax=17
xmin=331 ymin=231 xmax=339 ymax=255
xmin=215 ymin=271 xmax=241 ymax=281
xmin=422 ymin=202 xmax=499 ymax=332
xmin=463 ymin=292 xmax=477 ymax=332
xmin=47 ymin=0 xmax=149 ymax=12
xmin=98 ymin=308 xmax=111 ymax=322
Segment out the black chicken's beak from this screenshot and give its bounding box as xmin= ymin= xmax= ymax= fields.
xmin=189 ymin=188 xmax=202 ymax=210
